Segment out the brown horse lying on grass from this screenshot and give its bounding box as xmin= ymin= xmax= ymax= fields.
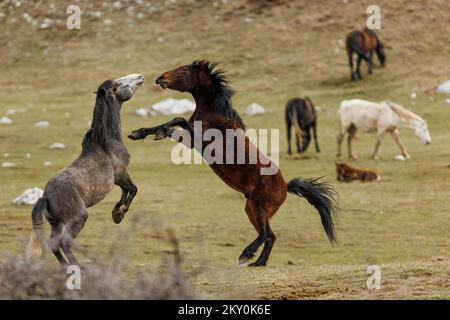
xmin=129 ymin=61 xmax=339 ymax=267
xmin=336 ymin=162 xmax=379 ymax=182
xmin=346 ymin=27 xmax=386 ymax=80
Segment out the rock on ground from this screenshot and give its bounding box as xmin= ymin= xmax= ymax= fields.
xmin=12 ymin=187 xmax=43 ymax=205
xmin=436 ymin=80 xmax=450 ymax=94
xmin=244 ymin=103 xmax=266 ymax=116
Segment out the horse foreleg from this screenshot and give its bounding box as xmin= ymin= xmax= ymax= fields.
xmin=312 ymin=120 xmax=320 ymax=153
xmin=392 ymin=129 xmax=410 ymax=159
xmin=368 ymin=51 xmax=374 ymax=74
xmin=128 ymin=117 xmax=192 ymax=142
xmin=356 ymin=55 xmax=363 ymax=79
xmin=286 ymin=121 xmax=292 ymax=155
xmin=294 ymin=128 xmax=302 ymax=153
xmin=112 ymin=172 xmax=137 ymax=224
xmin=301 ymin=130 xmax=311 ymax=153
xmin=373 ymin=130 xmax=385 ymax=160
xmin=347 ymin=126 xmax=357 ymax=160
xmin=336 ymin=130 xmax=345 ymax=158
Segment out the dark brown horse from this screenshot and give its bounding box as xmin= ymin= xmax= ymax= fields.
xmin=128 ymin=61 xmax=338 ymax=267
xmin=285 ymin=96 xmax=320 ymax=155
xmin=346 ymin=27 xmax=386 ymax=80
xmin=31 ymin=74 xmax=144 ymax=265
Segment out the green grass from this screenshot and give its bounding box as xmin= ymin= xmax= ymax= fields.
xmin=0 ymin=0 xmax=449 ymax=299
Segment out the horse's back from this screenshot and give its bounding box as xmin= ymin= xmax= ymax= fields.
xmin=285 ymin=97 xmax=315 ymax=126
xmin=346 ymin=29 xmax=378 ymax=53
xmin=339 ymin=99 xmax=387 ymax=131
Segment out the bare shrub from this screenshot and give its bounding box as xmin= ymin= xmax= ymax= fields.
xmin=0 ymin=229 xmax=197 ymax=300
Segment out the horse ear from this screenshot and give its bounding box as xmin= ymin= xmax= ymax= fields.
xmin=195 ymin=60 xmax=212 ymax=85
xmin=195 ymin=60 xmax=209 ymax=70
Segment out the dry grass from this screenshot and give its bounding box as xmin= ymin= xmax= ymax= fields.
xmin=0 ymin=0 xmax=449 ymax=299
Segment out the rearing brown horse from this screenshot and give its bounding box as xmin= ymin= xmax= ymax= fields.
xmin=129 ymin=61 xmax=338 ymax=266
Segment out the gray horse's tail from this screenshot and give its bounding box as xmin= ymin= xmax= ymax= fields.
xmin=27 ymin=197 xmax=49 ymax=258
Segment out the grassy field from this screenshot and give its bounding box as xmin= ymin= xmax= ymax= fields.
xmin=0 ymin=0 xmax=449 ymax=299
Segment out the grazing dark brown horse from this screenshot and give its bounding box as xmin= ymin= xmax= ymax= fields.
xmin=128 ymin=61 xmax=338 ymax=267
xmin=285 ymin=96 xmax=320 ymax=155
xmin=346 ymin=27 xmax=386 ymax=80
xmin=31 ymin=74 xmax=144 ymax=266
xmin=336 ymin=162 xmax=379 ymax=182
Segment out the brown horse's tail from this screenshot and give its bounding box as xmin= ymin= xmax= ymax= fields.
xmin=287 ymin=178 xmax=339 ymax=243
xmin=27 ymin=197 xmax=49 ymax=258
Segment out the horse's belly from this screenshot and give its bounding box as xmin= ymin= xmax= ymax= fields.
xmin=82 ymin=173 xmax=115 ymax=208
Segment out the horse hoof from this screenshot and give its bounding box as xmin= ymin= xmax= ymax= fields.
xmin=154 ymin=130 xmax=167 ymax=140
xmin=112 ymin=207 xmax=126 ymax=224
xmin=128 ymin=131 xmax=142 ymax=140
xmin=119 ymin=205 xmax=127 ymax=214
xmin=238 ymin=251 xmax=254 ymax=265
xmin=112 ymin=213 xmax=123 ymax=224
xmin=248 ymin=262 xmax=266 ymax=267
xmin=238 ymin=256 xmax=250 ymax=265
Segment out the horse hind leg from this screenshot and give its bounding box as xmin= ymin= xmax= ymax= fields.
xmin=49 ymin=222 xmax=68 ymax=266
xmin=248 ymin=222 xmax=276 ymax=267
xmin=239 ymin=180 xmax=283 ymax=267
xmin=248 ymin=199 xmax=281 ymax=267
xmin=238 ymin=199 xmax=265 ymax=265
xmin=60 ymin=208 xmax=88 ymax=266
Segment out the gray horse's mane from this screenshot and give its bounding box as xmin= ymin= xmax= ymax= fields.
xmin=82 ymin=80 xmax=121 ymax=153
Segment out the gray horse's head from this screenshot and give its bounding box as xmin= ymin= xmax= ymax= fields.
xmin=113 ymin=74 xmax=145 ymax=102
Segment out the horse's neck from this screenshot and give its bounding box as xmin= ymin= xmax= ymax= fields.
xmin=396 ymin=116 xmax=419 ymax=130
xmin=107 ymin=106 xmax=123 ymax=142
xmin=192 ymin=89 xmax=216 ymax=109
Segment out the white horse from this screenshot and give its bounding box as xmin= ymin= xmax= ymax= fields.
xmin=336 ymin=99 xmax=431 ymax=160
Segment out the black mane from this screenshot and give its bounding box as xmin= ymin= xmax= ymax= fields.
xmin=193 ymin=60 xmax=245 ymax=129
xmin=82 ymin=80 xmax=121 ymax=153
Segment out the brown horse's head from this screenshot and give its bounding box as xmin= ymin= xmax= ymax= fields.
xmin=155 ymin=60 xmax=214 ymax=92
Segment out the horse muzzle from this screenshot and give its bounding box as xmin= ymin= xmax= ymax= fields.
xmin=155 ymin=75 xmax=169 ymax=89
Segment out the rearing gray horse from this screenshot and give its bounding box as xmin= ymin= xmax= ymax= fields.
xmin=31 ymin=74 xmax=144 ymax=266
